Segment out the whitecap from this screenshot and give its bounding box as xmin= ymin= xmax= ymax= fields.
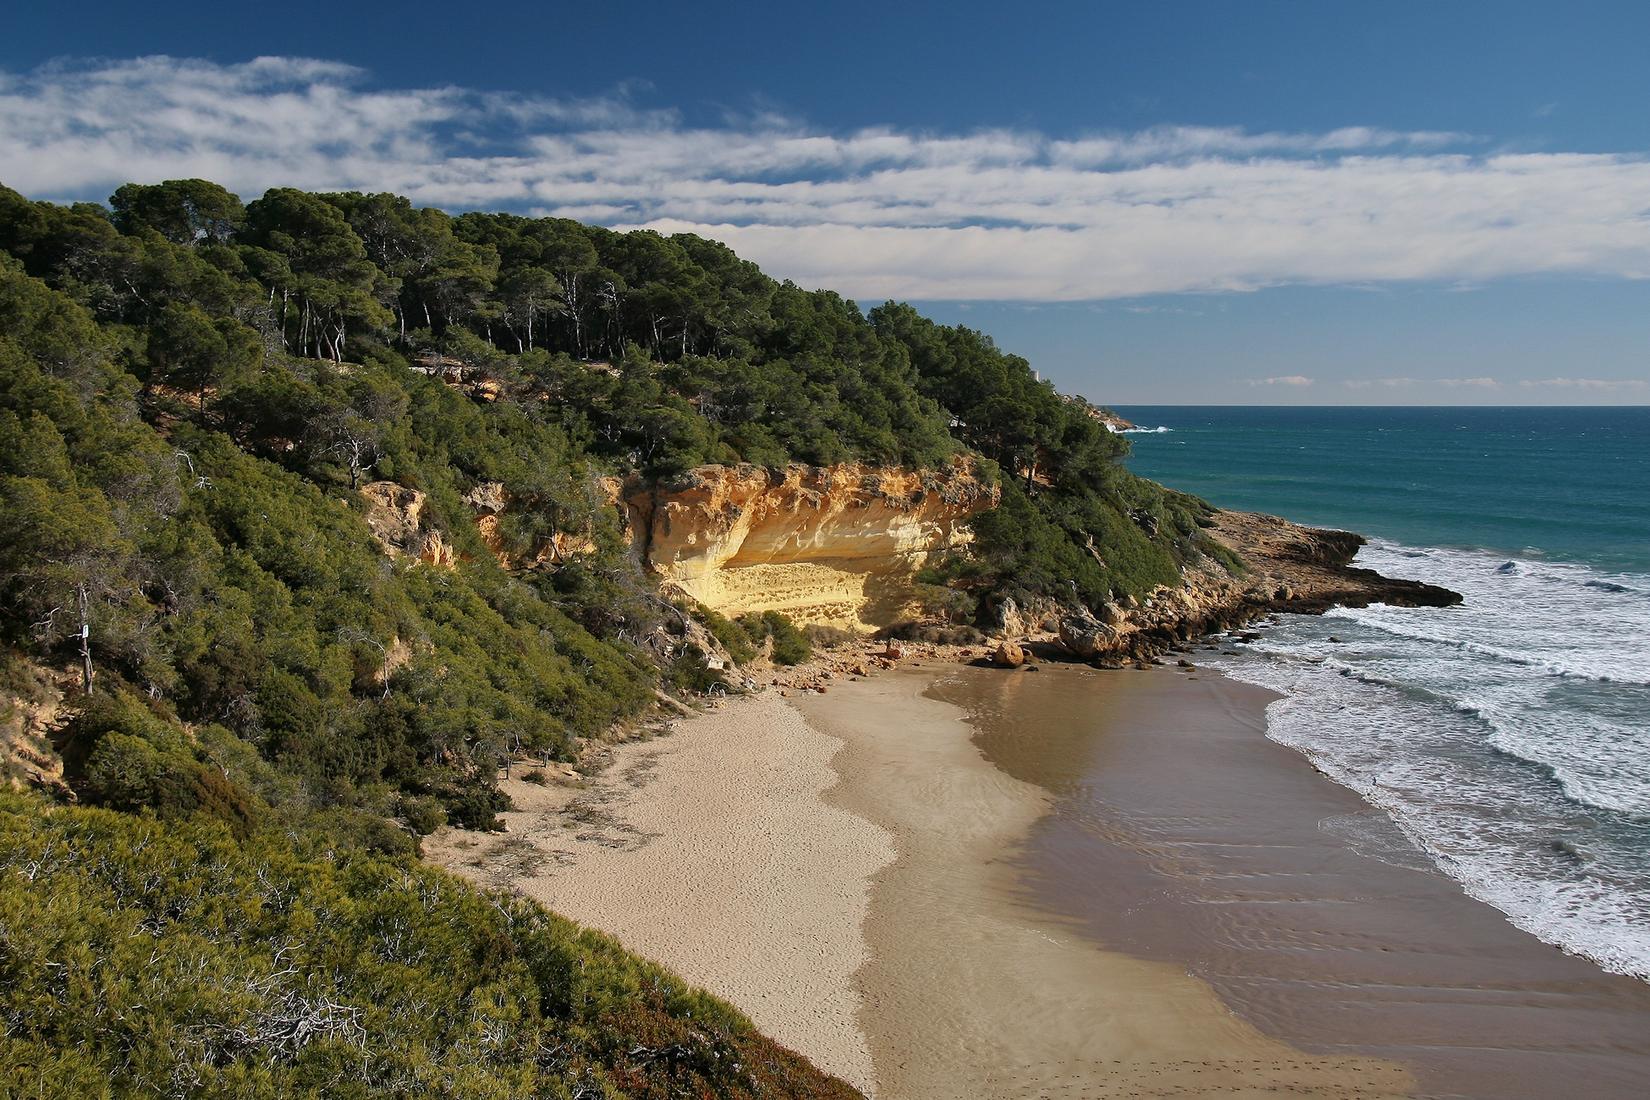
xmin=1211 ymin=546 xmax=1650 ymax=981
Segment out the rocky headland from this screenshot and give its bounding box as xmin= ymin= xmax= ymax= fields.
xmin=1046 ymin=508 xmax=1461 ymax=665
xmin=358 ymin=454 xmax=1459 ymax=679
xmin=585 ymin=460 xmax=1460 ymax=667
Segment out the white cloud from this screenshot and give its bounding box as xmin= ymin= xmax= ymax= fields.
xmin=1246 ymin=375 xmax=1315 ymax=387
xmin=1344 ymin=376 xmax=1500 ymax=389
xmin=5 ymin=57 xmax=1650 ymax=301
xmin=1518 ymin=377 xmax=1648 ymax=390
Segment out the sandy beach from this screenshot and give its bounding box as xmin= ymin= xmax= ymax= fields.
xmin=426 ymin=690 xmax=894 ymax=1095
xmin=427 ymin=648 xmax=1650 ymax=1098
xmin=796 ymin=666 xmax=1409 ymax=1099
xmin=947 ymin=662 xmax=1650 ymax=1099
xmin=431 ymin=659 xmax=1413 ymax=1097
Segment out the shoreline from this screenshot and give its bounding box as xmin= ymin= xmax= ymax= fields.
xmin=945 ymin=660 xmax=1650 ymax=1099
xmin=797 ymin=666 xmax=1408 ymax=1099
xmin=430 ymin=658 xmax=1414 ymax=1097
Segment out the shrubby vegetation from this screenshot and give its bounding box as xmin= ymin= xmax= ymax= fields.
xmin=736 ymin=612 xmax=813 ymax=667
xmin=0 ymin=792 xmax=857 ymax=1099
xmin=0 ymin=176 xmax=1235 ymax=1095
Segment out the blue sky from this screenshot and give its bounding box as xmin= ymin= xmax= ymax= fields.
xmin=5 ymin=1 xmax=1650 ymax=403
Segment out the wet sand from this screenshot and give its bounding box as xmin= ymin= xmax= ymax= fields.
xmin=935 ymin=662 xmax=1650 ymax=1099
xmin=797 ymin=668 xmax=1408 ymax=1099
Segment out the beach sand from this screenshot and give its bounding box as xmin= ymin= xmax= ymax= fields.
xmin=427 ymin=690 xmax=895 ymax=1095
xmin=797 ymin=667 xmax=1407 ymax=1099
xmin=433 ymin=662 xmax=1411 ymax=1098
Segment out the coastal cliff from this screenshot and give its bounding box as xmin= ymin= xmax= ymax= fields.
xmin=602 ymin=459 xmax=1455 ymax=651
xmin=614 ymin=460 xmax=997 ymax=629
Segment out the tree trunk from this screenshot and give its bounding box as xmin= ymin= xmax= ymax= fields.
xmin=76 ymin=582 xmax=93 ymax=693
xmin=562 ymin=273 xmax=584 ymax=358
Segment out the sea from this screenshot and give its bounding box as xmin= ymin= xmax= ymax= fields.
xmin=1117 ymin=405 xmax=1650 ymax=981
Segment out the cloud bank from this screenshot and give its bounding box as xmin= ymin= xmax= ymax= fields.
xmin=6 ymin=56 xmax=1650 ymax=301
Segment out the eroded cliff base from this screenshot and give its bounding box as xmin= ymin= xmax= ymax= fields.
xmin=616 ymin=461 xmax=997 ymax=630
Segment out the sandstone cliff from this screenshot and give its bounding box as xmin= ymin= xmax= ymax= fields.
xmin=616 ymin=461 xmax=997 ymax=630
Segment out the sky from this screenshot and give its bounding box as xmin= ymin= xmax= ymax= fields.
xmin=4 ymin=1 xmax=1650 ymax=404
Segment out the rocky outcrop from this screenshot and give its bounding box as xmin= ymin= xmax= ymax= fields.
xmin=1050 ymin=509 xmax=1460 ymax=662
xmin=1061 ymin=394 xmax=1136 ymax=432
xmin=2 ymin=660 xmax=70 ymax=795
xmin=991 ymin=594 xmax=1061 ymax=637
xmin=360 ymin=482 xmax=457 ymax=567
xmin=1057 ymin=607 xmax=1121 ymax=658
xmin=465 ymin=481 xmax=599 ymax=569
xmin=617 ymin=460 xmax=997 ymax=630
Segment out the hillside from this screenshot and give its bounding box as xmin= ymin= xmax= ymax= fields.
xmin=0 ymin=177 xmax=1428 ymax=1096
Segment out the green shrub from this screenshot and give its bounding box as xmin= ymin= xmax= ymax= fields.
xmin=396 ymin=792 xmax=447 ymax=834
xmin=803 ymin=623 xmax=857 ymax=649
xmin=0 ymin=790 xmax=858 ymax=1099
xmin=436 ymin=782 xmax=512 ymax=832
xmin=695 ymin=604 xmax=757 ymax=664
xmin=740 ymin=611 xmax=812 ymax=666
xmin=66 ymin=693 xmax=262 ymax=838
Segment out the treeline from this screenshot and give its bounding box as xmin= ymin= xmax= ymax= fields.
xmin=1 ymin=178 xmax=1222 ymax=597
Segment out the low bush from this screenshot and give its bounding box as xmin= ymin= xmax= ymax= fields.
xmin=695 ymin=604 xmax=758 ymax=664
xmin=803 ymin=623 xmax=857 ymax=649
xmin=739 ymin=611 xmax=811 ymax=666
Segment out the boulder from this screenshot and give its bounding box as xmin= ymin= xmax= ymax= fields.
xmin=1058 ymin=608 xmax=1120 ymax=659
xmin=1098 ymin=601 xmax=1127 ymax=627
xmin=994 ymin=596 xmax=1026 ymax=638
xmin=462 ymin=480 xmax=509 ymax=515
xmin=992 ymin=640 xmax=1026 ymax=668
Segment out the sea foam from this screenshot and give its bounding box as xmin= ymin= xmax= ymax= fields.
xmin=1213 ymin=540 xmax=1650 ymax=980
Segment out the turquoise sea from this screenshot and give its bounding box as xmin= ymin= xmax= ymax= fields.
xmin=1119 ymin=405 xmax=1650 ymax=979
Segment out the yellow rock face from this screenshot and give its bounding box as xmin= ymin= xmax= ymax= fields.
xmin=619 ymin=461 xmax=998 ymax=630
xmin=360 ymin=481 xmax=457 ymax=568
